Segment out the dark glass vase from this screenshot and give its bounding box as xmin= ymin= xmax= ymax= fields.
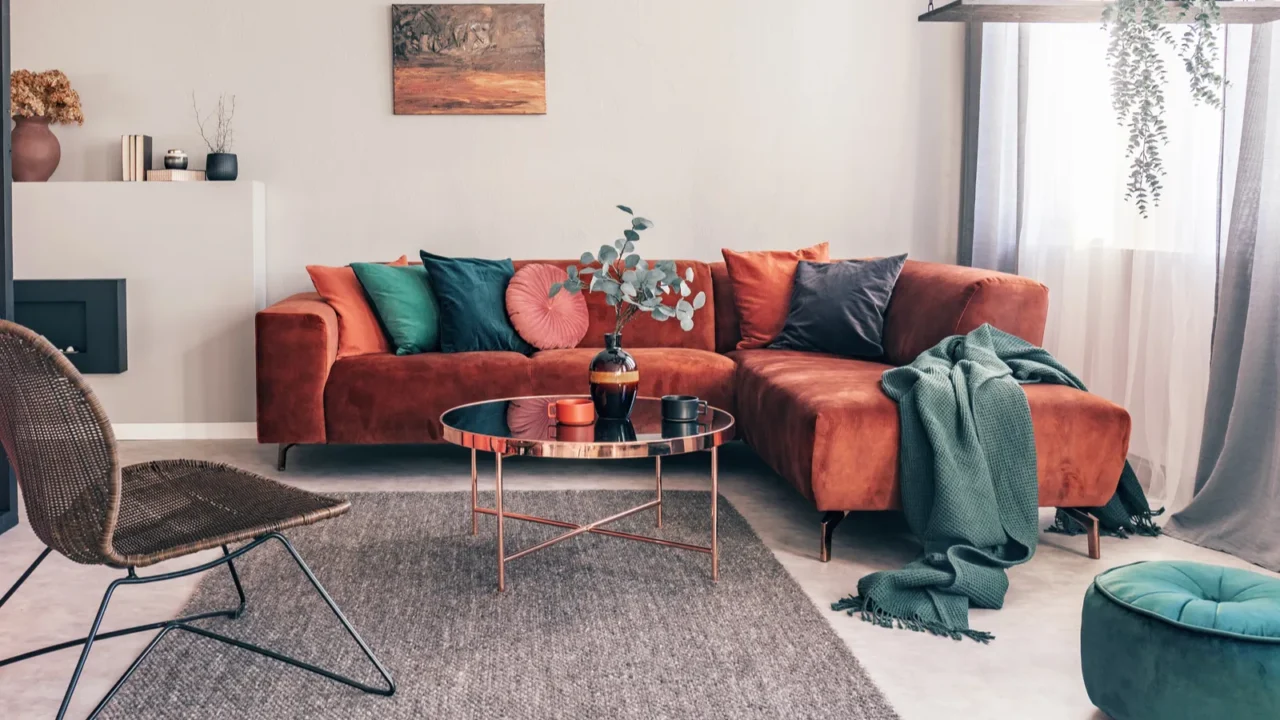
xmin=589 ymin=333 xmax=638 ymax=420
xmin=206 ymin=152 xmax=238 ymax=181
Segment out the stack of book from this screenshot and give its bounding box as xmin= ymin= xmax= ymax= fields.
xmin=121 ymin=135 xmax=152 ymax=181
xmin=146 ymin=170 xmax=206 ymax=182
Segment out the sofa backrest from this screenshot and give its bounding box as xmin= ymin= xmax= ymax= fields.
xmin=708 ymin=258 xmax=1049 ymax=363
xmin=517 ymin=260 xmax=718 ymax=351
xmin=709 ymin=262 xmax=740 ymax=354
xmin=881 ymin=260 xmax=1049 ymax=365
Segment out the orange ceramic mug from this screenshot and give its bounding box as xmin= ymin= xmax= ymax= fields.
xmin=547 ymin=398 xmax=596 ymax=426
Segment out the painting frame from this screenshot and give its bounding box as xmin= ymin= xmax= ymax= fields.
xmin=391 ymin=3 xmax=546 ymax=116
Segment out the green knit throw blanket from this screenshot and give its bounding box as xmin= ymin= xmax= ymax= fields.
xmin=832 ymin=324 xmax=1160 ymax=642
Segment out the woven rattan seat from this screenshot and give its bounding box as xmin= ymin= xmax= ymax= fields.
xmin=0 ymin=320 xmax=393 ymax=718
xmin=0 ymin=320 xmax=348 ymax=569
xmin=112 ymin=460 xmax=348 ymax=567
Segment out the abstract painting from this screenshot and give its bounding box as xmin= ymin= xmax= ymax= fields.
xmin=392 ymin=4 xmax=546 ymax=115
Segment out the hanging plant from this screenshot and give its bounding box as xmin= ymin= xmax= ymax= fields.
xmin=1105 ymin=0 xmax=1224 ymax=217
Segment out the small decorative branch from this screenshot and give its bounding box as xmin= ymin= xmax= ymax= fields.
xmin=192 ymin=92 xmax=237 ymax=154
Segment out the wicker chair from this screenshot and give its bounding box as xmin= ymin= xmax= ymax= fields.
xmin=0 ymin=321 xmax=394 ymax=718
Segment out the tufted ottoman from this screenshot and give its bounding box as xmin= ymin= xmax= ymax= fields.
xmin=1081 ymin=561 xmax=1280 ymax=720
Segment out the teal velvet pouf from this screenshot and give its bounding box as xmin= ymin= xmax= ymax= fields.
xmin=1081 ymin=561 xmax=1280 ymax=720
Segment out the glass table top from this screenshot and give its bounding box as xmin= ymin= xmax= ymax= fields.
xmin=440 ymin=396 xmax=735 ymax=459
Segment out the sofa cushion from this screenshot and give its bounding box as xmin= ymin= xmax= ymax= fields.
xmin=517 ymin=260 xmax=717 ymax=352
xmin=530 ymin=347 xmax=735 ymax=414
xmin=731 ymin=349 xmax=1129 ymax=511
xmin=721 ymin=243 xmax=830 ymax=350
xmin=770 ymin=255 xmax=907 ymax=358
xmin=306 ymin=255 xmax=409 ymax=359
xmin=421 ymin=252 xmax=533 ymax=354
xmin=350 ymin=262 xmax=440 ymax=355
xmin=324 ymin=352 xmax=533 ymax=443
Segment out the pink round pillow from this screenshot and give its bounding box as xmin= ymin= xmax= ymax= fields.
xmin=506 ymin=264 xmax=589 ymax=350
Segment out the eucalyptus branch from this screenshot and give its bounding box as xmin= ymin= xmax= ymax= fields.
xmin=549 ymin=206 xmax=707 ymax=335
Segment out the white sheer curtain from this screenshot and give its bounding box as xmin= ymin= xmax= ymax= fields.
xmin=976 ymin=24 xmax=1228 ymax=514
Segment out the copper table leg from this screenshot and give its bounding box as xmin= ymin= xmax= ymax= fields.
xmin=480 ymin=448 xmax=722 ymax=591
xmin=495 ymin=452 xmax=505 ymax=592
xmin=655 ymin=457 xmax=663 ymax=529
xmin=470 ymin=449 xmax=478 ymax=536
xmin=711 ymin=446 xmax=719 ymax=582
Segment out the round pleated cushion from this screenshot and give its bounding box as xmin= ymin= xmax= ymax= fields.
xmin=1081 ymin=561 xmax=1280 ymax=720
xmin=505 ymin=263 xmax=589 ymax=350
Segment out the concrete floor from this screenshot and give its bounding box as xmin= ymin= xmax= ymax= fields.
xmin=0 ymin=440 xmax=1272 ymax=720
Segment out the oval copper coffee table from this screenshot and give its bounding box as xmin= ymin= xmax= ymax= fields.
xmin=441 ymin=395 xmax=735 ymax=591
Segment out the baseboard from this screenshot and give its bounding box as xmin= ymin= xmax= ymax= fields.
xmin=112 ymin=423 xmax=258 ymax=441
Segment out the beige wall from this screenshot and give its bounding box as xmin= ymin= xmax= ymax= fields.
xmin=12 ymin=183 xmax=265 ymax=426
xmin=13 ymin=0 xmax=965 ymax=307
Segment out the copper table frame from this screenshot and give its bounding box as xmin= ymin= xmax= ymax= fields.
xmin=441 ymin=396 xmax=735 ymax=592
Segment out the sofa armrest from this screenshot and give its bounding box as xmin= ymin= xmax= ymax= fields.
xmin=881 ymin=261 xmax=1048 ymax=366
xmin=255 ymin=292 xmax=337 ymax=443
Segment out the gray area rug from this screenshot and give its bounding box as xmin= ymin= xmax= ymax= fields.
xmin=101 ymin=491 xmax=897 ymax=719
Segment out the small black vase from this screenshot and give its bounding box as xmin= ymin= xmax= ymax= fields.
xmin=589 ymin=333 xmax=638 ymax=420
xmin=205 ymin=152 xmax=238 ymax=181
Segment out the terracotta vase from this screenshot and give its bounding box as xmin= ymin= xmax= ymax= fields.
xmin=589 ymin=333 xmax=638 ymax=420
xmin=11 ymin=116 xmax=61 ymax=182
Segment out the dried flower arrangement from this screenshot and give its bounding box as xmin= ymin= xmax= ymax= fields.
xmin=9 ymin=70 xmax=84 ymax=124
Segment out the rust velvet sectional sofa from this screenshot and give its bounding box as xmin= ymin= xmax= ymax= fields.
xmin=256 ymin=259 xmax=1131 ymax=560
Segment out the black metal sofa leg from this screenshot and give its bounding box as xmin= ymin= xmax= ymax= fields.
xmin=820 ymin=511 xmax=847 ymax=562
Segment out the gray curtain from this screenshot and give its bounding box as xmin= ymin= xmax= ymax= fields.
xmin=1167 ymin=25 xmax=1280 ymax=571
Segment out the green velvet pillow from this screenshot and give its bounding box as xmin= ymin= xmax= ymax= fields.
xmin=419 ymin=251 xmax=533 ymax=354
xmin=350 ymin=263 xmax=439 ymax=355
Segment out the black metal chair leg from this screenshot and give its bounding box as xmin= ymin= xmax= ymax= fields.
xmin=0 ymin=546 xmax=51 ymax=608
xmin=223 ymin=545 xmax=247 ymax=618
xmin=264 ymin=532 xmax=396 ymax=695
xmin=87 ymin=624 xmax=179 ymax=719
xmin=57 ymin=577 xmax=126 ymax=720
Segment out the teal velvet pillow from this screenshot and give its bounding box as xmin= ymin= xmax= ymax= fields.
xmin=350 ymin=263 xmax=439 ymax=355
xmin=419 ymin=251 xmax=533 ymax=354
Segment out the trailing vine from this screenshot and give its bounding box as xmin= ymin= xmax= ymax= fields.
xmin=1104 ymin=0 xmax=1224 ymax=217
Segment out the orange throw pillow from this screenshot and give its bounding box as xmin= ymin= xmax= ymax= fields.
xmin=307 ymin=256 xmax=409 ymax=358
xmin=721 ymin=243 xmax=830 ymax=350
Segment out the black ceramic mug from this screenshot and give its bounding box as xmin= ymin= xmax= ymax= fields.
xmin=661 ymin=395 xmax=708 ymax=422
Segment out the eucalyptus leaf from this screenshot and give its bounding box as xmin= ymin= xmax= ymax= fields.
xmin=599 ymin=245 xmax=618 ymax=264
xmin=680 ymin=283 xmax=691 ymax=298
xmin=580 ymin=252 xmax=595 ymax=265
xmin=548 ymin=282 xmax=563 ymax=298
xmin=684 ymin=267 xmax=694 ymax=283
xmin=692 ymin=291 xmax=706 ymax=310
xmin=653 ymin=311 xmax=671 ymax=322
xmin=622 ymin=241 xmax=635 ymax=254
xmin=606 ymin=293 xmax=619 ymax=307
xmin=624 ymin=253 xmax=641 ymax=269
xmin=567 ymin=265 xmax=579 ymax=278
xmin=579 ymin=267 xmax=596 ymax=275
xmin=680 ymin=318 xmax=694 ymax=332
xmin=620 ymin=282 xmax=637 ymax=297
xmin=632 ymin=217 xmax=654 ymax=231
xmin=622 ymin=269 xmax=637 ymax=284
xmin=617 ymin=204 xmax=633 ymax=215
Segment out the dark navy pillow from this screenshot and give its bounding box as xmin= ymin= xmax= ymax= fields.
xmin=419 ymin=251 xmax=533 ymax=354
xmin=769 ymin=255 xmax=907 ymax=358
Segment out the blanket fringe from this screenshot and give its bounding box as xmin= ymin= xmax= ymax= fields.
xmin=1046 ymin=508 xmax=1164 ymax=539
xmin=830 ymin=595 xmax=994 ymax=644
